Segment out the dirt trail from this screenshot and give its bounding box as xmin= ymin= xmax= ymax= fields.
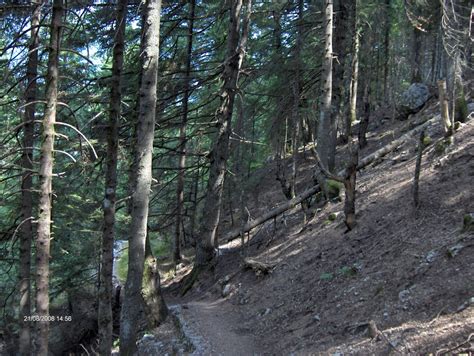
xmin=170 ymin=299 xmax=261 ymax=356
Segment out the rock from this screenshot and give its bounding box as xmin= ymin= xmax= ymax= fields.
xmin=222 ymin=283 xmax=234 ymax=298
xmin=398 ymin=289 xmax=410 ymax=304
xmin=467 ymin=102 xmax=474 ymax=120
xmin=313 ymin=314 xmax=321 ymax=322
xmin=447 ymin=243 xmax=464 ymax=258
xmin=398 ymin=83 xmax=430 ymax=120
xmin=425 ymin=250 xmax=438 ymax=263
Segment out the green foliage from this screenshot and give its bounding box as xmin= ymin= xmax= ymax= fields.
xmin=463 ymin=214 xmax=474 ymax=232
xmin=327 ymin=180 xmax=343 ymax=200
xmin=338 ymin=266 xmax=358 ymax=277
xmin=422 ymin=135 xmax=432 ymax=146
xmin=320 ymin=272 xmax=334 ymax=281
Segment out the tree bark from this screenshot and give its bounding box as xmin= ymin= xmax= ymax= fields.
xmin=412 ymin=27 xmax=423 ymax=82
xmin=437 ymin=79 xmax=451 ymax=134
xmin=341 ymin=0 xmax=357 ymax=142
xmin=143 ymin=235 xmax=168 ymax=327
xmin=35 ymin=1 xmax=63 ymax=354
xmin=383 ymin=0 xmax=391 ymax=98
xmin=19 ymin=2 xmax=42 ymax=354
xmin=413 ymin=130 xmax=425 ymax=207
xmin=119 ymin=1 xmax=162 ymax=354
xmin=358 ymin=82 xmax=370 ymax=149
xmin=316 ymin=0 xmax=333 ymax=170
xmin=98 ymin=1 xmax=127 ymax=354
xmin=329 ymin=0 xmax=349 ymax=171
xmin=289 ymin=0 xmax=304 ymax=196
xmin=349 ymin=8 xmax=360 ymax=125
xmin=194 ymin=0 xmax=251 ymax=269
xmin=174 ymin=0 xmax=195 ymax=264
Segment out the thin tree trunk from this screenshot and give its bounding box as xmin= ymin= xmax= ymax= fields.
xmin=193 ymin=0 xmax=251 ymax=269
xmin=189 ymin=158 xmax=200 ymax=245
xmin=349 ymin=13 xmax=360 ymax=125
xmin=413 ymin=130 xmax=425 ymax=207
xmin=358 ymin=82 xmax=370 ymax=149
xmin=383 ymin=0 xmax=391 ymax=99
xmin=437 ymin=79 xmax=452 ymax=134
xmin=35 ymin=1 xmax=63 ymax=354
xmin=19 ymin=2 xmax=42 ymax=354
xmin=289 ymin=0 xmax=304 ymax=195
xmin=329 ymin=0 xmax=349 ymax=171
xmin=412 ymin=27 xmax=423 ymax=82
xmin=174 ymin=0 xmax=195 ymax=264
xmin=119 ymin=1 xmax=162 ymax=354
xmin=316 ymin=0 xmax=333 ymax=170
xmin=98 ymin=0 xmax=127 ymax=354
xmin=342 ymin=0 xmax=358 ymax=141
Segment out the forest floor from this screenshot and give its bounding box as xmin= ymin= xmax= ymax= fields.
xmin=145 ymin=98 xmax=474 ymax=355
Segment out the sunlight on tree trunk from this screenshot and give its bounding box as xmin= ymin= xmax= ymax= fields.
xmin=35 ymin=1 xmax=63 ymax=354
xmin=119 ymin=0 xmax=162 ymax=354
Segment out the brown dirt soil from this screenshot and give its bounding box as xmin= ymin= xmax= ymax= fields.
xmin=159 ymin=105 xmax=474 ymax=355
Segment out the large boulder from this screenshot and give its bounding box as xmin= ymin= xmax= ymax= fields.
xmin=397 ymin=83 xmax=431 ymax=120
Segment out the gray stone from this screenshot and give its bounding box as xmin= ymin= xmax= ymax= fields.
xmin=399 ymin=289 xmax=410 ymax=303
xmin=222 ymin=283 xmax=233 ymax=298
xmin=398 ymin=83 xmax=430 ymax=119
xmin=425 ymin=250 xmax=438 ymax=263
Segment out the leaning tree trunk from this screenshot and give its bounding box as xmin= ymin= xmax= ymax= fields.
xmin=193 ymin=0 xmax=251 ymax=270
xmin=98 ymin=0 xmax=127 ymax=354
xmin=35 ymin=1 xmax=63 ymax=354
xmin=119 ymin=1 xmax=162 ymax=355
xmin=19 ymin=2 xmax=42 ymax=355
xmin=174 ymin=0 xmax=195 ymax=264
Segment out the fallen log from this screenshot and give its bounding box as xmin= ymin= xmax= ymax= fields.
xmin=223 ymin=117 xmax=436 ymax=243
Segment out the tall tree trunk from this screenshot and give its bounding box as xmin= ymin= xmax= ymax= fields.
xmin=383 ymin=0 xmax=391 ymax=99
xmin=119 ymin=1 xmax=162 ymax=354
xmin=193 ymin=0 xmax=251 ymax=270
xmin=412 ymin=27 xmax=423 ymax=82
xmin=341 ymin=0 xmax=357 ymax=141
xmin=35 ymin=1 xmax=63 ymax=354
xmin=349 ymin=10 xmax=360 ymax=126
xmin=330 ymin=0 xmax=349 ymax=171
xmin=316 ymin=0 xmax=333 ymax=193
xmin=98 ymin=1 xmax=127 ymax=354
xmin=19 ymin=2 xmax=42 ymax=354
xmin=174 ymin=0 xmax=195 ymax=264
xmin=289 ymin=0 xmax=304 ymax=195
xmin=358 ymin=82 xmax=370 ymax=148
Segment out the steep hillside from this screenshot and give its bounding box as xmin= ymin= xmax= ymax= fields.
xmin=157 ymin=104 xmax=474 ymax=355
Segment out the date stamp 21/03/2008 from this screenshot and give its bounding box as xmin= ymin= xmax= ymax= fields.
xmin=24 ymin=315 xmax=72 ymax=322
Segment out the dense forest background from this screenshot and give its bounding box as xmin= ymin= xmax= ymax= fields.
xmin=0 ymin=0 xmax=472 ymax=355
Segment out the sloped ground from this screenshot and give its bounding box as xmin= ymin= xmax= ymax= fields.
xmin=158 ymin=103 xmax=474 ymax=355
